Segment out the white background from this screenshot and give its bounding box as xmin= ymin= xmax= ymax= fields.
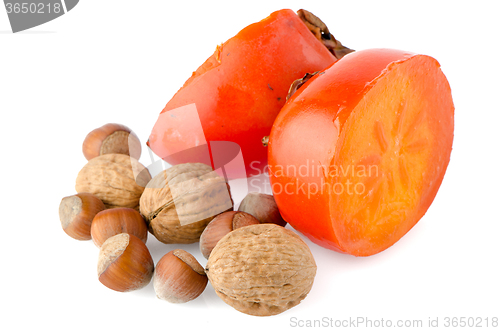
xmin=1 ymin=1 xmax=499 ymax=330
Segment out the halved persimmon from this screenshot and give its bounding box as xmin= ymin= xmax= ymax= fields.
xmin=268 ymin=48 xmax=454 ymax=256
xmin=147 ymin=9 xmax=352 ymax=177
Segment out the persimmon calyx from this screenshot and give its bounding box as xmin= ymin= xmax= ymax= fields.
xmin=286 ymin=71 xmax=321 ymax=102
xmin=297 ymin=9 xmax=354 ymax=60
xmin=262 ymin=136 xmax=269 ymax=147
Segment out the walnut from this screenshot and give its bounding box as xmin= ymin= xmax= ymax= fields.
xmin=75 ymin=154 xmax=151 ymax=210
xmin=205 ymin=224 xmax=317 ymax=316
xmin=139 ymin=163 xmax=233 ymax=244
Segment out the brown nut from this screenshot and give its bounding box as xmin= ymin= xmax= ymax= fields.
xmin=59 ymin=193 xmax=106 ymax=240
xmin=199 ymin=211 xmax=260 ymax=259
xmin=139 ymin=163 xmax=233 ymax=244
xmin=153 ymin=249 xmax=208 ymax=303
xmin=238 ymin=192 xmax=287 ymax=227
xmin=82 ymin=123 xmax=141 ymax=161
xmin=75 ymin=154 xmax=152 ymax=210
xmin=90 ymin=207 xmax=148 ymax=247
xmin=206 ymin=224 xmax=317 ymax=316
xmin=97 ymin=233 xmax=154 ymax=292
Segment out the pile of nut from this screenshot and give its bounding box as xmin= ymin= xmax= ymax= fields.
xmin=59 ymin=123 xmax=317 ymax=316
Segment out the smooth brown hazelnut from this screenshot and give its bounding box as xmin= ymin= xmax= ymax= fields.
xmin=153 ymin=249 xmax=208 ymax=303
xmin=97 ymin=233 xmax=154 ymax=292
xmin=90 ymin=207 xmax=148 ymax=247
xmin=59 ymin=193 xmax=106 ymax=240
xmin=82 ymin=123 xmax=141 ymax=161
xmin=199 ymin=211 xmax=260 ymax=259
xmin=238 ymin=192 xmax=287 ymax=227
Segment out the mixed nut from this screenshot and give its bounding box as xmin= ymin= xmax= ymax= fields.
xmin=206 ymin=224 xmax=317 ymax=316
xmin=59 ymin=122 xmax=317 ymax=316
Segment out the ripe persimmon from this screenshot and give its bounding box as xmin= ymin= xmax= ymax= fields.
xmin=147 ymin=9 xmax=351 ymax=177
xmin=268 ymin=49 xmax=454 ymax=256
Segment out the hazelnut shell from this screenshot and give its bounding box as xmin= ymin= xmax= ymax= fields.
xmin=238 ymin=192 xmax=287 ymax=227
xmin=153 ymin=249 xmax=208 ymax=303
xmin=199 ymin=211 xmax=260 ymax=259
xmin=91 ymin=207 xmax=148 ymax=247
xmin=82 ymin=123 xmax=141 ymax=160
xmin=98 ymin=233 xmax=154 ymax=292
xmin=59 ymin=193 xmax=106 ymax=240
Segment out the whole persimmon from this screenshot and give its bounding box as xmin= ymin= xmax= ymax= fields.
xmin=268 ymin=48 xmax=454 ymax=256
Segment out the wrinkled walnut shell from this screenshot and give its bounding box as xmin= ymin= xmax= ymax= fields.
xmin=206 ymin=224 xmax=317 ymax=316
xmin=139 ymin=163 xmax=233 ymax=244
xmin=75 ymin=154 xmax=152 ymax=210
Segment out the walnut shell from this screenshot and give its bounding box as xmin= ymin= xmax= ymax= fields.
xmin=75 ymin=154 xmax=152 ymax=210
xmin=139 ymin=163 xmax=233 ymax=244
xmin=206 ymin=224 xmax=317 ymax=316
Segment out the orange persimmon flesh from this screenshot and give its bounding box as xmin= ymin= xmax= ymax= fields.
xmin=268 ymin=49 xmax=454 ymax=256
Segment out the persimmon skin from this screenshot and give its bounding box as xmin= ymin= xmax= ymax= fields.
xmin=147 ymin=9 xmax=336 ymax=177
xmin=268 ymin=49 xmax=454 ymax=256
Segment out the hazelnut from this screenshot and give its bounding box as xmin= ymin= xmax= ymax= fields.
xmin=238 ymin=192 xmax=287 ymax=227
xmin=82 ymin=123 xmax=141 ymax=161
xmin=97 ymin=233 xmax=154 ymax=292
xmin=59 ymin=193 xmax=106 ymax=240
xmin=206 ymin=224 xmax=317 ymax=316
xmin=153 ymin=249 xmax=208 ymax=303
xmin=90 ymin=207 xmax=148 ymax=247
xmin=199 ymin=211 xmax=259 ymax=259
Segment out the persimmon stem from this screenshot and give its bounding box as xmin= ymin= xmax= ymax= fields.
xmin=297 ymin=9 xmax=354 ymax=59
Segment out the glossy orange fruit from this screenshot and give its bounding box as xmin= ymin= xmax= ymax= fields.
xmin=147 ymin=9 xmax=337 ymax=177
xmin=268 ymin=48 xmax=454 ymax=256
